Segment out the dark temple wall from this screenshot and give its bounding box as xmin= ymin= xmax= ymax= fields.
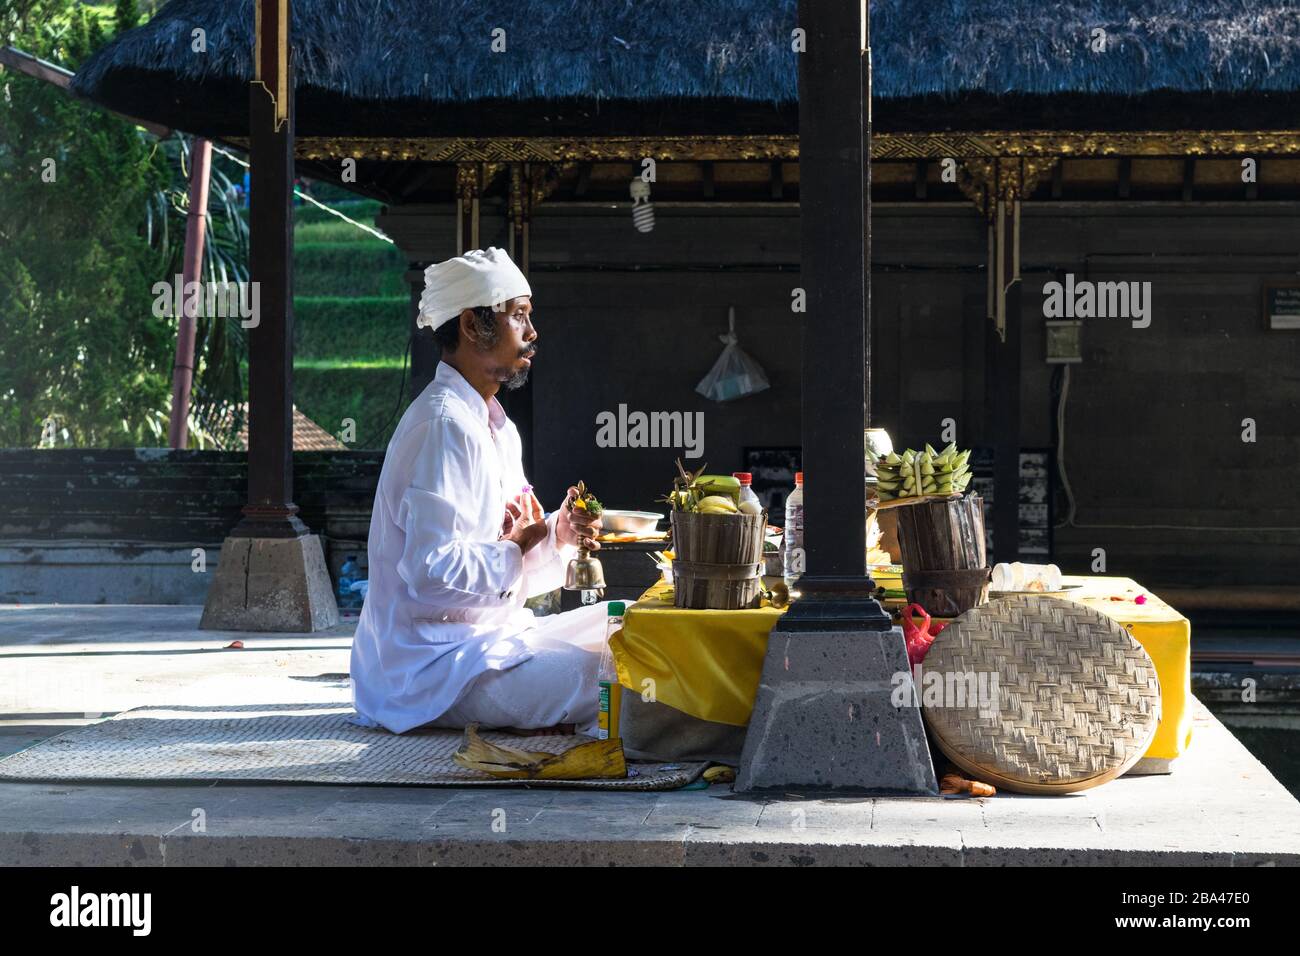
xmin=526 ymin=204 xmax=804 ymax=519
xmin=524 ymin=201 xmax=1300 ymax=587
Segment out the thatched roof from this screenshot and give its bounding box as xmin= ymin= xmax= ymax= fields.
xmin=71 ymin=1 xmax=1300 ymax=137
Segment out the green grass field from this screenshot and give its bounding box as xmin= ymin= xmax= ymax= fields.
xmin=290 ymin=196 xmax=411 ymax=449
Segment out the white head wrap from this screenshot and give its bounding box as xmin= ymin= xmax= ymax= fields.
xmin=416 ymin=246 xmax=532 ymax=331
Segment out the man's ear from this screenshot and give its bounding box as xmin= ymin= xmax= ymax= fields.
xmin=457 ymin=307 xmax=479 ymax=346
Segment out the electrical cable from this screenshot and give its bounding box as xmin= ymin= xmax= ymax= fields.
xmin=372 ymin=332 xmax=413 ymax=446
xmin=1056 ymin=364 xmax=1078 ymax=527
xmin=1055 ymin=363 xmax=1300 ymax=532
xmin=208 ymin=143 xmax=394 ymax=244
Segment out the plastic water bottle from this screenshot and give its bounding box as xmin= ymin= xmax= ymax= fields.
xmin=597 ymin=601 xmax=627 ymax=740
xmin=337 ymin=555 xmax=360 ymax=609
xmin=732 ymin=472 xmax=762 ymax=513
xmin=782 ymin=472 xmax=804 ymax=589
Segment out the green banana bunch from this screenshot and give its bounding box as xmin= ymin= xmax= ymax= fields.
xmin=871 ymin=442 xmax=972 ymax=502
xmin=694 ymin=474 xmax=742 ymax=505
xmin=659 ymin=461 xmax=744 ymax=512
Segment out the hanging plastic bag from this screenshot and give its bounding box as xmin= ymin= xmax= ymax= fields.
xmin=695 ymin=306 xmax=770 ymax=403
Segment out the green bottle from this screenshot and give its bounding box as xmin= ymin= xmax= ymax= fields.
xmin=597 ymin=601 xmax=627 ymax=740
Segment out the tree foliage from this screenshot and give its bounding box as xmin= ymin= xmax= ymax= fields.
xmin=0 ymin=0 xmax=174 ymax=446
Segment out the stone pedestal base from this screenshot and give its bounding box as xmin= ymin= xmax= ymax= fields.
xmin=735 ymin=625 xmax=939 ymax=794
xmin=200 ymin=535 xmax=339 ymax=632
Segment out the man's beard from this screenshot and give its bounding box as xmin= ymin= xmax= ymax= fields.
xmin=496 ymin=345 xmax=535 ymax=391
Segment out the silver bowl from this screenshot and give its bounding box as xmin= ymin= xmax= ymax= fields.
xmin=599 ymin=510 xmax=664 ymax=534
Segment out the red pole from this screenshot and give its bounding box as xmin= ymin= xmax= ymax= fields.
xmin=168 ymin=136 xmax=212 ymax=448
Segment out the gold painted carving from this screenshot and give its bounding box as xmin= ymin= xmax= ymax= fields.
xmin=528 ymin=163 xmax=571 ymax=208
xmin=956 ymin=157 xmax=1059 ymax=220
xmin=288 ymin=131 xmax=1300 ymax=163
xmin=872 ymin=130 xmax=1300 ymax=159
xmin=456 ymin=162 xmax=504 ymax=198
xmin=509 ymin=163 xmax=525 ymax=229
xmin=293 ymin=136 xmax=800 ymax=162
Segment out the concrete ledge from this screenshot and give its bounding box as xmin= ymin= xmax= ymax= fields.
xmin=2 ymin=702 xmax=1298 ymax=867
xmin=0 ymin=542 xmax=219 ymax=605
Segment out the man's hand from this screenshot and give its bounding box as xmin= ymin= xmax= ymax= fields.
xmin=500 ymin=490 xmax=541 ymax=538
xmin=503 ymin=491 xmax=548 ymax=555
xmin=556 ymin=485 xmax=603 ymax=551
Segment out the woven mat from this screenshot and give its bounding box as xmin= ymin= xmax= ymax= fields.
xmin=923 ymin=595 xmax=1161 ymax=795
xmin=0 ymin=703 xmax=706 ymax=791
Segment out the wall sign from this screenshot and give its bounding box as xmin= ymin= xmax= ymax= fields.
xmin=1263 ymin=283 xmax=1300 ymax=330
xmin=969 ymin=448 xmax=1054 ymax=558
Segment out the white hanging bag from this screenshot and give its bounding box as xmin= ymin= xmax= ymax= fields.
xmin=695 ymin=306 xmax=771 ymax=402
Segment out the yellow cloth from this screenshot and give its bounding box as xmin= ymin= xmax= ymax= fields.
xmin=609 ymin=574 xmax=1193 ymax=761
xmin=1048 ymin=576 xmax=1194 ymax=761
xmin=609 ymin=581 xmax=784 ymax=727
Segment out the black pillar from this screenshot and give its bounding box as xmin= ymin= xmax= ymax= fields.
xmin=735 ymin=0 xmax=937 ymax=793
xmin=786 ymin=0 xmax=888 ymax=629
xmin=234 ymin=0 xmax=306 ymax=538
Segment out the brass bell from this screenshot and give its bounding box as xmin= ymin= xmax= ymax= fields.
xmin=564 ymin=544 xmax=607 ymax=594
xmin=563 ymin=480 xmax=606 ymax=597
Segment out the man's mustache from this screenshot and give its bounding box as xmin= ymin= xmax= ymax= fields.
xmin=519 ymin=345 xmax=537 ymax=358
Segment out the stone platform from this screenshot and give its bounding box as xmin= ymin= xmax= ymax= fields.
xmin=1 ymin=604 xmax=1299 ymax=866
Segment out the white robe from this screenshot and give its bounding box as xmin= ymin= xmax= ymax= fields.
xmin=350 ymin=361 xmax=611 ymax=736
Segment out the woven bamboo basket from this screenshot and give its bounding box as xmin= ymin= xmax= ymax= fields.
xmin=922 ymin=594 xmax=1162 ymax=795
xmin=669 ymin=509 xmax=765 ymax=609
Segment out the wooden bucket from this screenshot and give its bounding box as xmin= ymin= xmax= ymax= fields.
xmin=669 ymin=510 xmax=765 ymax=609
xmin=896 ymin=495 xmax=990 ymax=617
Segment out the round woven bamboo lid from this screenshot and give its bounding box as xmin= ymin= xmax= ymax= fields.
xmin=921 ymin=594 xmax=1161 ymax=795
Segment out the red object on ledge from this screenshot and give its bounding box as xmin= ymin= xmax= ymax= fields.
xmin=902 ymin=603 xmax=947 ymax=667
